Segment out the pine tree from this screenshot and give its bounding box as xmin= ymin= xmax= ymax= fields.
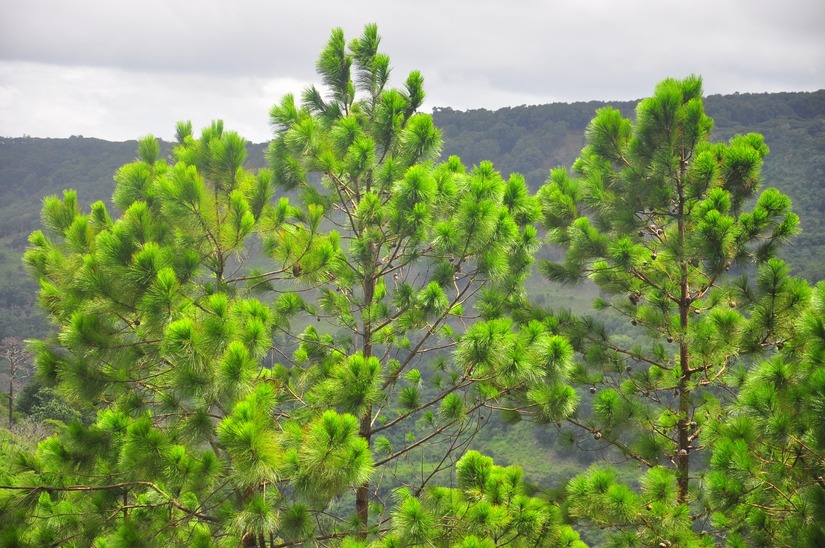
xmin=265 ymin=24 xmax=568 ymax=534
xmin=1 ymin=123 xmax=378 ymax=546
xmin=536 ymin=76 xmax=805 ymax=542
xmin=1 ymin=25 xmax=576 ymax=546
xmin=705 ymin=279 xmax=825 ymax=546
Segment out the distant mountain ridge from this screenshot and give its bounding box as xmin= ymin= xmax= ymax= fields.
xmin=1 ymin=89 xmax=823 ymax=339
xmin=432 ymin=90 xmax=825 ymax=281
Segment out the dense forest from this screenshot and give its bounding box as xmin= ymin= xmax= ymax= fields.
xmin=432 ymin=90 xmax=825 ymax=281
xmin=2 ymin=92 xmax=822 ymax=342
xmin=1 ymin=24 xmax=824 ymax=547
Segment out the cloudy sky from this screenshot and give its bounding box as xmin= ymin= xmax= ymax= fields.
xmin=2 ymin=0 xmax=823 ymax=143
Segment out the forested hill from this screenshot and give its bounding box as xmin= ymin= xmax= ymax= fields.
xmin=432 ymin=90 xmax=825 ymax=281
xmin=1 ymin=90 xmax=823 ymax=339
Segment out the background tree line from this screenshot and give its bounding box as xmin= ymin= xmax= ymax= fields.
xmin=432 ymin=90 xmax=825 ymax=283
xmin=1 ymin=89 xmax=821 ymax=343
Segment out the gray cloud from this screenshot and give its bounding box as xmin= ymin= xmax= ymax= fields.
xmin=1 ymin=0 xmax=823 ymax=142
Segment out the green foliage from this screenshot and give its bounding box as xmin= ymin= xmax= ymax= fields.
xmin=1 ymin=94 xmax=822 ymax=341
xmin=372 ymin=451 xmax=586 ymax=547
xmin=15 ymin=383 xmax=82 ymax=424
xmin=1 ymin=119 xmax=378 ymax=545
xmin=536 ymin=76 xmax=809 ymax=542
xmin=2 ymin=27 xmax=821 ymax=548
xmin=3 ymin=24 xmax=572 ymax=547
xmin=704 ymin=281 xmax=825 ymax=546
xmin=266 ymin=23 xmax=566 ymax=536
xmin=433 ymin=90 xmax=825 ymax=283
xmin=567 ymin=466 xmax=711 ymax=547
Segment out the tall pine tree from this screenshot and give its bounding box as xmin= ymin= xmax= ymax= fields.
xmin=536 ymin=75 xmax=806 ymax=544
xmin=2 ymin=25 xmax=578 ymax=546
xmin=8 ymin=122 xmax=379 ymax=546
xmin=265 ymin=23 xmax=572 ymax=533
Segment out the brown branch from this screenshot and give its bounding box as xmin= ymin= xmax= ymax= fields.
xmin=565 ymin=417 xmax=654 ymax=468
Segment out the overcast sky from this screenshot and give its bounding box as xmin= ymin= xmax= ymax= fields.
xmin=2 ymin=0 xmax=823 ymax=143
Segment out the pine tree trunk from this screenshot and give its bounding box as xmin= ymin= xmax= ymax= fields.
xmin=676 ymin=166 xmax=690 ymax=503
xmin=355 ymin=272 xmax=376 ymax=530
xmin=355 ymin=410 xmax=372 ymax=528
xmin=677 ymin=336 xmax=690 ymax=502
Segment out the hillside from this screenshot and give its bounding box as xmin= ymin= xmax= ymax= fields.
xmin=433 ymin=90 xmax=825 ymax=281
xmin=1 ymin=90 xmax=823 ymax=340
